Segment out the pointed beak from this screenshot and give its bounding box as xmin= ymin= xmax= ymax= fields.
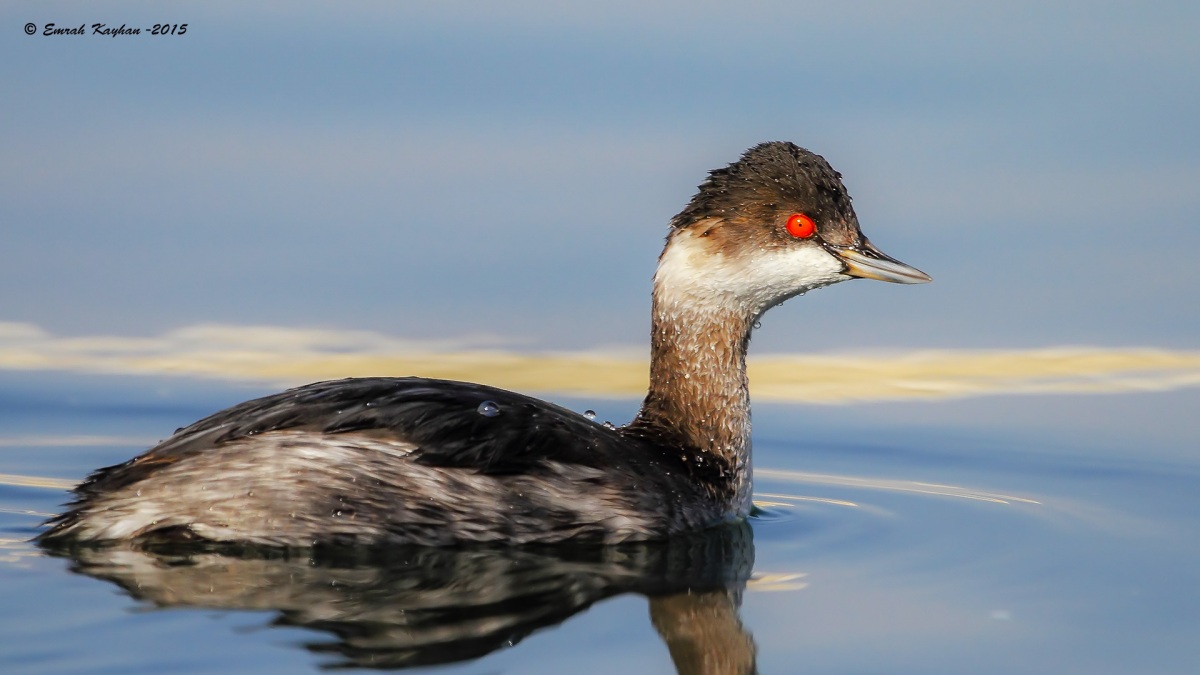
xmin=827 ymin=238 xmax=932 ymax=284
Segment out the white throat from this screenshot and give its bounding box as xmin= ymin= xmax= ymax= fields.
xmin=653 ymin=228 xmax=848 ymax=321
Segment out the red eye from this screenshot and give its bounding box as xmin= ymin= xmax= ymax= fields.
xmin=785 ymin=213 xmax=816 ymax=238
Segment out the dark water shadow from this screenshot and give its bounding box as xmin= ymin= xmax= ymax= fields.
xmin=40 ymin=523 xmax=757 ymax=673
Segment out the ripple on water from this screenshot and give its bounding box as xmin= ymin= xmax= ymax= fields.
xmin=756 ymin=467 xmax=1043 ymax=506
xmin=748 ymin=465 xmax=1054 ymax=569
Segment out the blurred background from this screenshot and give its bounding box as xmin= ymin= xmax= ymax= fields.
xmin=3 ymin=8 xmax=1200 ymax=673
xmin=2 ymin=1 xmax=1197 ymax=357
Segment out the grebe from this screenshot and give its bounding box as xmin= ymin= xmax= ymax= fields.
xmin=39 ymin=141 xmax=930 ymax=547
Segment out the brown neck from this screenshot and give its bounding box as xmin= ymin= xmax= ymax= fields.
xmin=625 ymin=283 xmax=755 ymax=510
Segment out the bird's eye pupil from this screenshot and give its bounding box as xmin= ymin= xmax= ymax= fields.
xmin=785 ymin=213 xmax=817 ymax=238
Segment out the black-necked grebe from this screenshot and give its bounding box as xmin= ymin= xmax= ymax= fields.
xmin=39 ymin=141 xmax=930 ymax=547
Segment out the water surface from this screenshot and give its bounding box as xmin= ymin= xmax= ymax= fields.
xmin=2 ymin=371 xmax=1199 ymax=673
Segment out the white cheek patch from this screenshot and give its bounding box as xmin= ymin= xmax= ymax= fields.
xmin=655 ymin=232 xmax=848 ymax=315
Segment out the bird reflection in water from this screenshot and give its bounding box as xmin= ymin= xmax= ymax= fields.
xmin=41 ymin=522 xmax=756 ymax=673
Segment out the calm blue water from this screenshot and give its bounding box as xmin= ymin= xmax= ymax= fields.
xmin=2 ymin=372 xmax=1199 ymax=674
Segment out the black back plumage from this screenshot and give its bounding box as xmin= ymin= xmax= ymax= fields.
xmin=70 ymin=377 xmax=637 ymax=498
xmin=39 ymin=373 xmax=739 ymax=546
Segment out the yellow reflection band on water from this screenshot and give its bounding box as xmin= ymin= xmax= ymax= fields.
xmin=2 ymin=321 xmax=1200 ymax=403
xmin=0 ymin=473 xmax=77 ymax=490
xmin=0 ymin=435 xmax=155 ymax=447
